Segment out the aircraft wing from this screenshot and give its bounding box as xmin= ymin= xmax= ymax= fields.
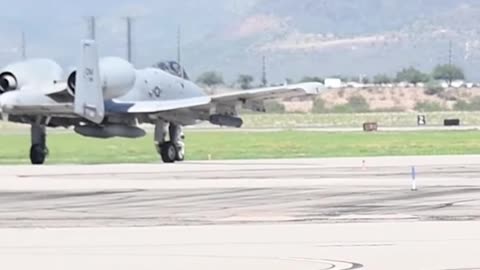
xmin=3 ymin=104 xmax=74 ymax=115
xmin=210 ymin=82 xmax=323 ymax=104
xmin=106 ymin=83 xmax=321 ymax=114
xmin=106 ymin=96 xmax=212 ymax=114
xmin=0 ymin=82 xmax=75 ymax=116
xmin=1 ymin=96 xmax=211 ymax=116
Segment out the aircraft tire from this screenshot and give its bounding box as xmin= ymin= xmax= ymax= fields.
xmin=30 ymin=144 xmax=47 ymax=165
xmin=160 ymin=142 xmax=177 ymax=163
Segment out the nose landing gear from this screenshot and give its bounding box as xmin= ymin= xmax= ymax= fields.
xmin=30 ymin=124 xmax=48 ymax=165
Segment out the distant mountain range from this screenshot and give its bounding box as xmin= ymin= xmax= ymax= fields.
xmin=182 ymin=0 xmax=480 ymax=83
xmin=2 ymin=0 xmax=480 ymax=82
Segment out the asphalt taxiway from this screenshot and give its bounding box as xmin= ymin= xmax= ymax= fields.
xmin=0 ymin=156 xmax=480 ymax=270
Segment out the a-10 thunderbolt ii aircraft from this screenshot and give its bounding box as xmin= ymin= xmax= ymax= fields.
xmin=0 ymin=40 xmax=322 ymax=164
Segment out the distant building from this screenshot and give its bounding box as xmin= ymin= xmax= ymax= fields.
xmin=451 ymin=80 xmax=465 ymax=88
xmin=324 ymin=78 xmax=343 ymax=88
xmin=440 ymin=81 xmax=450 ymax=88
xmin=438 ymin=80 xmax=466 ymax=88
xmin=397 ymin=82 xmax=414 ymax=88
xmin=346 ymin=82 xmax=364 ymax=88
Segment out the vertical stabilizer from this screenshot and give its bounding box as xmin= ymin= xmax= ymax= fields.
xmin=74 ymin=40 xmax=104 ymax=124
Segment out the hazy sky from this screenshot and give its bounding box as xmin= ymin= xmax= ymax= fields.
xmin=0 ymin=0 xmax=245 ymax=66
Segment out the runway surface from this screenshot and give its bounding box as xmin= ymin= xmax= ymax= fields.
xmin=1 ymin=156 xmax=480 ymax=269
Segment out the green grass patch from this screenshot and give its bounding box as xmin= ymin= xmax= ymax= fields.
xmin=0 ymin=130 xmax=479 ymax=164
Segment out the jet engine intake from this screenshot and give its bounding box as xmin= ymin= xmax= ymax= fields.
xmin=67 ymin=71 xmax=77 ymax=93
xmin=0 ymin=72 xmax=18 ymax=93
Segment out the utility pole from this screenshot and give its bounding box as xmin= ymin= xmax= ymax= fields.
xmin=21 ymin=31 xmax=26 ymax=60
xmin=87 ymin=16 xmax=96 ymax=40
xmin=177 ymin=25 xmax=182 ymax=65
xmin=126 ymin=17 xmax=133 ymax=63
xmin=261 ymin=55 xmax=268 ymax=86
xmin=448 ymin=40 xmax=453 ymax=86
xmin=177 ymin=25 xmax=184 ymax=79
xmin=448 ymin=40 xmax=453 ymax=67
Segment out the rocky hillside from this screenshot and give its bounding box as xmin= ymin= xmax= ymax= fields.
xmin=188 ymin=0 xmax=480 ymax=82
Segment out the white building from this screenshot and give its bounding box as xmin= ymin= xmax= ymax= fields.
xmin=324 ymin=78 xmax=343 ymax=88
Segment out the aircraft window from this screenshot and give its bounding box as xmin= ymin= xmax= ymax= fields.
xmin=153 ymin=61 xmax=189 ymax=80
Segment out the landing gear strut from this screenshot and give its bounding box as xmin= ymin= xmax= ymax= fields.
xmin=30 ymin=124 xmax=48 ymax=165
xmin=155 ymin=121 xmax=185 ymax=163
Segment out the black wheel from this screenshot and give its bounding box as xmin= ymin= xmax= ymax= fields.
xmin=30 ymin=144 xmax=47 ymax=165
xmin=160 ymin=142 xmax=177 ymax=163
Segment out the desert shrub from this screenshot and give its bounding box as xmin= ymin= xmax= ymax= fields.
xmin=312 ymin=98 xmax=327 ymax=113
xmin=373 ymin=74 xmax=392 ymax=84
xmin=453 ymin=97 xmax=480 ymax=111
xmin=347 ymin=96 xmax=370 ymax=112
xmin=264 ymin=101 xmax=286 ymax=113
xmin=424 ymin=82 xmax=444 ymax=96
xmin=331 ymin=96 xmax=370 ymax=113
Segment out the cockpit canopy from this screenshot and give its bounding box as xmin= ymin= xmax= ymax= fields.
xmin=153 ymin=61 xmax=189 ymax=80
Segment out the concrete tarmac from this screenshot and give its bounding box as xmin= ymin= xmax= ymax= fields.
xmin=1 ymin=156 xmax=480 ymax=269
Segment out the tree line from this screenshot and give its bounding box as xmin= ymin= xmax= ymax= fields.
xmin=195 ymin=64 xmax=466 ymax=89
xmin=368 ymin=64 xmax=464 ymax=85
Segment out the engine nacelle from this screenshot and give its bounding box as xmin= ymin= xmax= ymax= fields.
xmin=0 ymin=59 xmax=63 ymax=94
xmin=68 ymin=57 xmax=136 ymax=100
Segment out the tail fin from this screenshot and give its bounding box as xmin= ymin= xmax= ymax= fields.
xmin=74 ymin=40 xmax=105 ymax=124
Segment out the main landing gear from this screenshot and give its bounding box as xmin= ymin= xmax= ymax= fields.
xmin=26 ymin=120 xmax=183 ymax=165
xmin=30 ymin=124 xmax=48 ymax=165
xmin=155 ymin=120 xmax=185 ymax=163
